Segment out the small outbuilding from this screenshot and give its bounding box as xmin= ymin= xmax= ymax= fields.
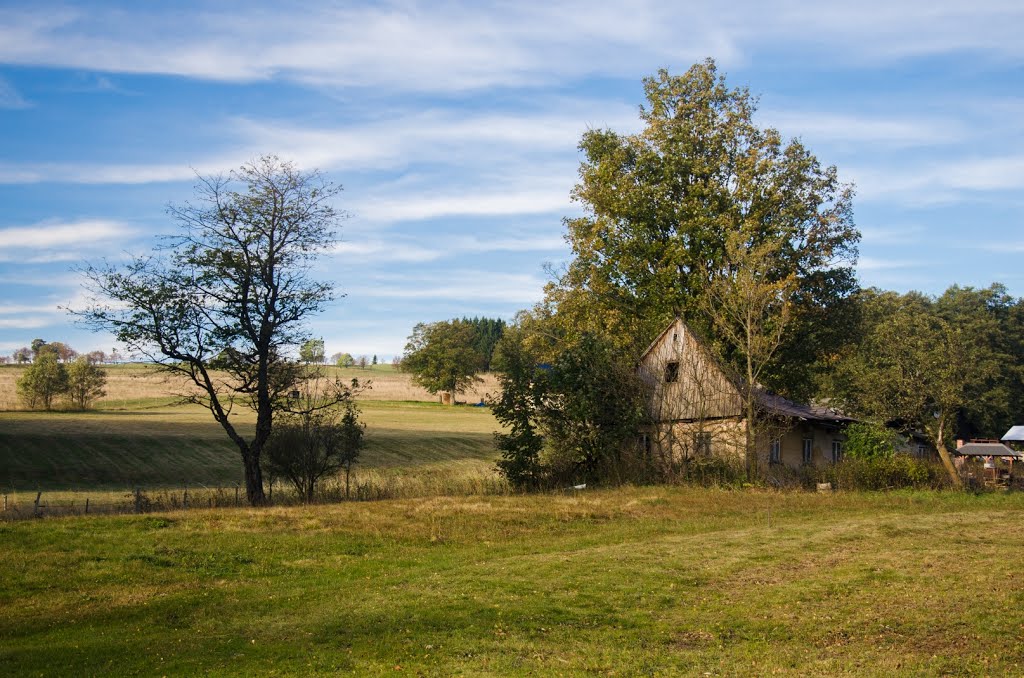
xmin=955 ymin=440 xmax=1023 ymax=487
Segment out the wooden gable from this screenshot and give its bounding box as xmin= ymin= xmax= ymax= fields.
xmin=637 ymin=318 xmax=743 ymax=423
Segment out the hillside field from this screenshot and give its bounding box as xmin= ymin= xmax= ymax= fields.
xmin=2 ymin=487 xmax=1023 ymax=675
xmin=0 ymin=363 xmax=504 ymax=496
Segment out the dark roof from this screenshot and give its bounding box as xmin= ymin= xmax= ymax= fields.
xmin=956 ymin=442 xmax=1024 ymax=458
xmin=1001 ymin=426 xmax=1024 ymax=442
xmin=756 ymin=390 xmax=856 ymax=424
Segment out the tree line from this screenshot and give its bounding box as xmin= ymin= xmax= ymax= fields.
xmin=2 ymin=339 xmax=122 ymax=365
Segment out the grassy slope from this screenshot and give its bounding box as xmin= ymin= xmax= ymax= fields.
xmin=0 ymin=400 xmax=500 ymax=490
xmin=2 ymin=487 xmax=1023 ymax=675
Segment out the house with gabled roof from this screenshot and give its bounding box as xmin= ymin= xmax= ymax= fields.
xmin=637 ymin=317 xmax=855 ymax=470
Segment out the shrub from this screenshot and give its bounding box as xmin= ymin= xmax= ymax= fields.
xmin=820 ymin=454 xmax=949 ymax=491
xmin=65 ymin=356 xmax=107 ymax=410
xmin=843 ymin=422 xmax=905 ymax=460
xmin=16 ymin=350 xmax=68 ymax=410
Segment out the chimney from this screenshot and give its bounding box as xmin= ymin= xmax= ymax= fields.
xmin=956 ymin=439 xmax=964 ymax=449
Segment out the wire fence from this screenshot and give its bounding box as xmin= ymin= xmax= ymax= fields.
xmin=1 ymin=469 xmax=511 ymax=521
xmin=0 ymin=485 xmax=250 ymax=520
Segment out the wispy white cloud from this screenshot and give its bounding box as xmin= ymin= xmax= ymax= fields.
xmin=850 ymin=154 xmax=1024 ymax=205
xmin=1 ymin=1 xmax=1019 ymax=94
xmin=349 ymin=270 xmax=546 ymax=303
xmin=332 ymin=233 xmax=566 ymax=263
xmin=0 ymin=316 xmax=54 ymax=330
xmin=761 ymin=110 xmax=965 ymax=147
xmin=858 ymin=256 xmax=924 ymax=271
xmin=0 ymin=219 xmax=139 ymax=262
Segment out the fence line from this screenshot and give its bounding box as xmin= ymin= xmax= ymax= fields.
xmin=1 ymin=469 xmax=511 ymax=521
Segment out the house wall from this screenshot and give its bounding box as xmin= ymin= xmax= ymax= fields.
xmin=645 ymin=418 xmax=847 ymax=470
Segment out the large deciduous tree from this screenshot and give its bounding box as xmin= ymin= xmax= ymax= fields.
xmin=401 ymin=319 xmax=485 ymax=404
xmin=76 ymin=156 xmax=346 ymax=505
xmin=550 ymin=59 xmax=858 ymax=400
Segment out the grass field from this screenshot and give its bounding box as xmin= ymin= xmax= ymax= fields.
xmin=1 ymin=362 xmax=504 ymax=499
xmin=2 ymin=487 xmax=1023 ymax=675
xmin=0 ymin=400 xmax=502 ymax=493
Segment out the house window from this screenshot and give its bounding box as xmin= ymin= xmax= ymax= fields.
xmin=640 ymin=433 xmax=652 ymax=455
xmin=694 ymin=432 xmax=712 ymax=457
xmin=917 ymin=445 xmax=927 ymax=458
xmin=831 ymin=440 xmax=843 ymax=463
xmin=802 ymin=438 xmax=813 ymax=465
xmin=769 ymin=439 xmax=781 ymax=464
xmin=665 ymin=361 xmax=679 ymax=383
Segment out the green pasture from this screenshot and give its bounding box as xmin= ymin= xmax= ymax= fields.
xmin=0 ymin=400 xmax=500 ymax=491
xmin=1 ymin=487 xmax=1023 ymax=675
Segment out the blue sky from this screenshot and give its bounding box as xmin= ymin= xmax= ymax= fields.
xmin=0 ymin=1 xmax=1022 ymax=359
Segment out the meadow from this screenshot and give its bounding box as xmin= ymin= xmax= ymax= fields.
xmin=4 ymin=363 xmax=1024 ymax=675
xmin=2 ymin=487 xmax=1023 ymax=675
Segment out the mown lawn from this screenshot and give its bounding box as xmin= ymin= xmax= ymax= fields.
xmin=0 ymin=400 xmax=501 ymax=491
xmin=2 ymin=487 xmax=1023 ymax=675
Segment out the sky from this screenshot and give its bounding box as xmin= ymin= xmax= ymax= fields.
xmin=0 ymin=1 xmax=1022 ymax=360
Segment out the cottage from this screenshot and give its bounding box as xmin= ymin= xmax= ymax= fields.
xmin=637 ymin=318 xmax=854 ymax=470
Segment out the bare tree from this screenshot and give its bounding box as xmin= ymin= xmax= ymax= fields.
xmin=75 ymin=156 xmax=346 ymax=505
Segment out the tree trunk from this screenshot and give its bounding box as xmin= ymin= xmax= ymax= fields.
xmin=744 ymin=321 xmax=757 ymax=482
xmin=242 ymin=450 xmax=266 ymax=505
xmin=935 ymin=415 xmax=963 ymax=489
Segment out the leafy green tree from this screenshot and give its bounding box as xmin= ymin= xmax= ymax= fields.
xmin=299 ymin=338 xmax=326 ymax=364
xmin=550 ymin=59 xmax=858 ymax=400
xmin=401 ymin=320 xmax=485 ymax=404
xmin=491 ymin=328 xmax=546 ymax=489
xmin=842 ymin=422 xmax=904 ymax=460
xmin=17 ymin=350 xmax=68 ymax=410
xmin=540 ymin=334 xmax=647 ymax=484
xmin=933 ymin=284 xmax=1024 ymax=439
xmin=841 ymin=305 xmax=994 ymax=487
xmin=336 ymin=401 xmax=365 ymax=499
xmin=65 ymin=356 xmax=107 ymax=410
xmin=12 ymin=347 xmax=32 ymax=364
xmin=77 ymin=156 xmax=346 ymax=505
xmin=491 ymin=328 xmax=646 ymax=487
xmin=334 ymin=353 xmax=354 ymax=368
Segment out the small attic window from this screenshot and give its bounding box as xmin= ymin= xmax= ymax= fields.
xmin=672 ymin=332 xmax=678 ymax=343
xmin=665 ymin=361 xmax=679 ymax=383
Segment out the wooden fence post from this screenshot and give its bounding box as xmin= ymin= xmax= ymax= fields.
xmin=183 ymin=485 xmax=189 ymax=510
xmin=3 ymin=494 xmax=7 ymax=512
xmin=85 ymin=497 xmax=90 ymax=515
xmin=34 ymin=491 xmax=42 ymax=517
